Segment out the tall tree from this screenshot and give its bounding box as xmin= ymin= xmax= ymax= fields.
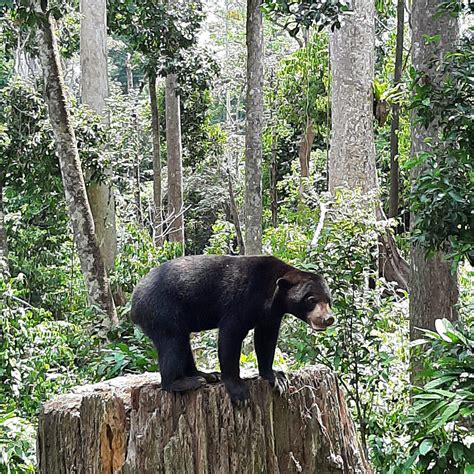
xmin=328 ymin=0 xmax=409 ymax=290
xmin=149 ymin=71 xmax=163 ymax=247
xmin=244 ymin=0 xmax=264 ymax=255
xmin=410 ymin=1 xmax=459 ymax=361
xmin=34 ymin=0 xmax=118 ymax=324
xmin=165 ymin=71 xmax=185 ymax=245
xmin=0 ymin=182 xmax=7 ymax=274
xmin=388 ymin=0 xmax=404 ymax=219
xmin=328 ymin=0 xmax=376 ymax=195
xmin=80 ymin=0 xmax=117 ymax=270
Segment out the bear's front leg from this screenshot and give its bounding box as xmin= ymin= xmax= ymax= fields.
xmin=255 ymin=320 xmax=289 ymax=394
xmin=218 ymin=325 xmax=249 ymax=403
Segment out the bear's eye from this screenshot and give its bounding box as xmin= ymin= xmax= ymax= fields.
xmin=306 ymin=296 xmax=317 ymax=305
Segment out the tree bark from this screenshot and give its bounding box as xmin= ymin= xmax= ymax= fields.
xmin=270 ymin=133 xmax=278 ymax=228
xmin=329 ymin=2 xmax=409 ymax=290
xmin=244 ymin=0 xmax=264 ymax=255
xmin=125 ymin=53 xmax=133 ymax=92
xmin=298 ymin=119 xmax=315 ymax=180
xmin=80 ymin=0 xmax=117 ymax=271
xmin=165 ymin=72 xmax=185 ymax=246
xmin=328 ymin=0 xmax=377 ymax=195
xmin=410 ymin=0 xmax=459 ymax=377
xmin=0 ymin=182 xmax=8 ymax=275
xmin=132 ymin=109 xmax=143 ymax=227
xmin=227 ymin=170 xmax=245 ymax=255
xmin=37 ymin=366 xmax=371 ymax=473
xmin=388 ymin=0 xmax=404 ymax=219
xmin=34 ymin=2 xmax=118 ymax=325
xmin=149 ymin=72 xmax=163 ymax=247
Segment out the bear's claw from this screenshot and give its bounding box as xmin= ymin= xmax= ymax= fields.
xmin=197 ymin=371 xmax=221 ymax=383
xmin=273 ymin=371 xmax=290 ymax=395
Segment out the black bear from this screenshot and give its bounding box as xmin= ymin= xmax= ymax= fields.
xmin=131 ymin=255 xmax=334 ymax=402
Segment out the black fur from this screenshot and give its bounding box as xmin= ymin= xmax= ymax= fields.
xmin=131 ymin=255 xmax=331 ymax=402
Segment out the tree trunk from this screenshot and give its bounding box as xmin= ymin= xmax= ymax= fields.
xmin=270 ymin=133 xmax=278 ymax=228
xmin=410 ymin=0 xmax=459 ymax=378
xmin=227 ymin=170 xmax=245 ymax=255
xmin=34 ymin=2 xmax=118 ymax=325
xmin=132 ymin=108 xmax=143 ymax=227
xmin=165 ymin=72 xmax=185 ymax=246
xmin=37 ymin=366 xmax=371 ymax=473
xmin=328 ymin=0 xmax=377 ymax=195
xmin=80 ymin=0 xmax=117 ymax=271
xmin=376 ymin=205 xmax=409 ymax=291
xmin=329 ymin=2 xmax=409 ymax=290
xmin=244 ymin=0 xmax=264 ymax=255
xmin=298 ymin=119 xmax=315 ymax=180
xmin=0 ymin=182 xmax=8 ymax=275
xmin=149 ymin=72 xmax=163 ymax=247
xmin=388 ymin=0 xmax=404 ymax=219
xmin=125 ymin=53 xmax=133 ymax=92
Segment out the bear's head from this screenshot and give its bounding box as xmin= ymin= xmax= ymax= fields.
xmin=276 ymin=270 xmax=334 ymax=331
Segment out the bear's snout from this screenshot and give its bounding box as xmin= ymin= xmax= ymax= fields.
xmin=307 ymin=302 xmax=335 ymax=331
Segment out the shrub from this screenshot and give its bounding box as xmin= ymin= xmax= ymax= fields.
xmin=402 ymin=318 xmax=474 ymax=473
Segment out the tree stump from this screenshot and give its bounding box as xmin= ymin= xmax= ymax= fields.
xmin=37 ymin=365 xmax=371 ymax=473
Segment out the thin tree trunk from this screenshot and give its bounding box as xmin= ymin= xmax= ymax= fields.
xmin=34 ymin=2 xmax=117 ymax=325
xmin=298 ymin=120 xmax=315 ymax=180
xmin=131 ymin=99 xmax=143 ymax=227
xmin=227 ymin=170 xmax=245 ymax=255
xmin=410 ymin=0 xmax=459 ymax=381
xmin=0 ymin=182 xmax=8 ymax=275
xmin=165 ymin=73 xmax=185 ymax=246
xmin=37 ymin=367 xmax=371 ymax=473
xmin=80 ymin=0 xmax=117 ymax=271
xmin=270 ymin=133 xmax=278 ymax=228
xmin=149 ymin=72 xmax=163 ymax=247
xmin=388 ymin=0 xmax=404 ymax=219
xmin=225 ymin=0 xmax=232 ymax=124
xmin=244 ymin=0 xmax=264 ymax=255
xmin=134 ymin=139 xmax=143 ymax=227
xmin=125 ymin=53 xmax=133 ymax=92
xmin=329 ymin=0 xmax=377 ymax=195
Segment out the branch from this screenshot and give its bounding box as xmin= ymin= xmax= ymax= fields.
xmin=310 ymin=201 xmax=328 ymax=248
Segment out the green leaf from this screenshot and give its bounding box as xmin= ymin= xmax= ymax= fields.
xmin=435 ymin=319 xmax=454 ymax=342
xmin=452 ymin=442 xmax=464 ymax=462
xmin=428 ymin=401 xmax=461 ymax=433
xmin=424 ymin=375 xmax=456 ymax=390
xmin=419 ymin=438 xmax=434 ymax=455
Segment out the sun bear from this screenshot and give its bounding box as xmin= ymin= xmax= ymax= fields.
xmin=131 ymin=255 xmax=334 ymax=403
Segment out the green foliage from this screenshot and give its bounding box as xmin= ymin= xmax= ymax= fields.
xmin=0 ymin=277 xmax=99 ymax=417
xmin=0 ymin=276 xmax=103 ymax=472
xmin=301 ymin=192 xmax=410 ymax=462
xmin=111 ymin=224 xmax=182 ymax=295
xmin=260 ymin=183 xmax=411 ymax=468
xmin=262 ymin=0 xmax=350 ymax=35
xmin=0 ymin=78 xmax=117 ymax=314
xmin=108 ymin=0 xmax=205 ymax=76
xmin=402 ymin=318 xmax=474 ymax=473
xmin=204 ymin=220 xmax=237 ymax=255
xmin=181 ymin=89 xmax=226 ymax=169
xmin=0 ymin=406 xmax=35 ymax=474
xmin=92 ymin=317 xmax=158 ymax=380
xmin=408 ymin=35 xmax=473 ymax=266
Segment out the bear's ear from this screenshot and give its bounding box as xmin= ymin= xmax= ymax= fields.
xmin=276 ymin=276 xmax=294 ymax=292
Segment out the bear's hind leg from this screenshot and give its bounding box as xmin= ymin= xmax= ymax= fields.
xmin=183 ymin=337 xmax=220 ymax=383
xmin=154 ymin=332 xmax=205 ymax=393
